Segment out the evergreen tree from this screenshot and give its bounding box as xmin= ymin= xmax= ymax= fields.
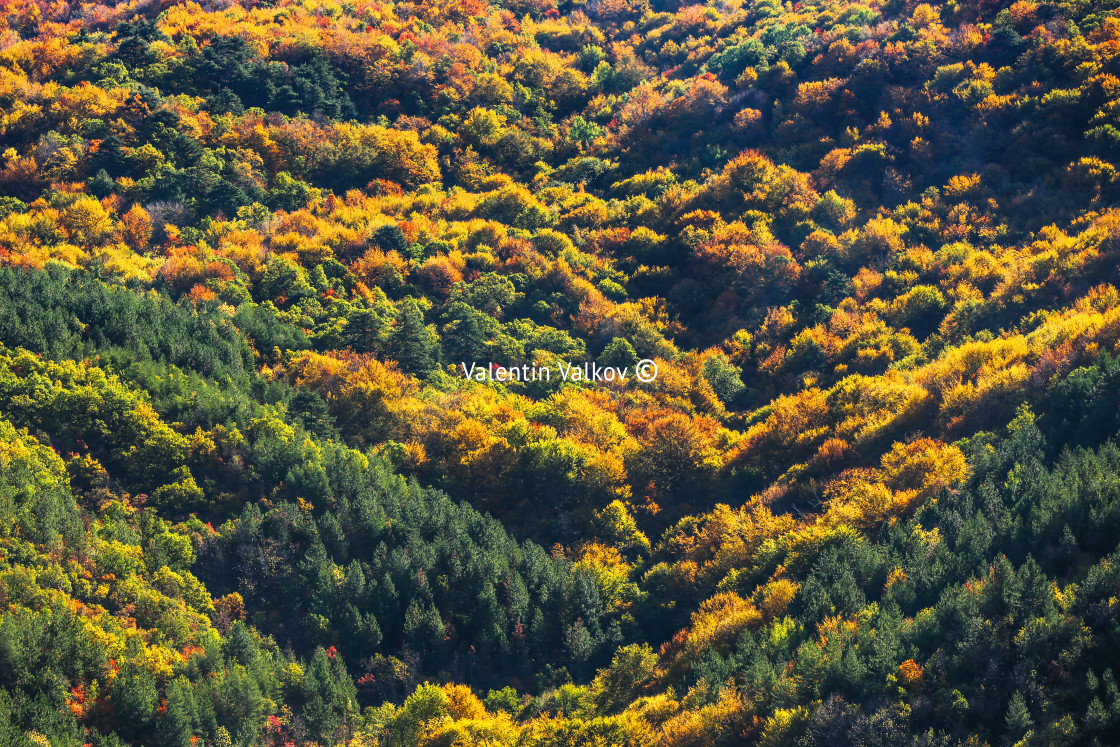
xmin=373 ymin=224 xmax=408 ymax=254
xmin=345 ymin=307 xmax=387 ymax=354
xmin=88 ymin=169 xmax=116 ymax=198
xmin=391 ymin=299 xmax=434 ymax=375
xmin=301 ymin=648 xmax=357 ymax=744
xmin=565 ymin=620 xmax=593 ymax=682
xmin=1006 ymin=691 xmax=1033 ymax=740
xmin=157 ymin=677 xmax=196 ymax=747
xmin=442 ymin=302 xmax=486 ymax=365
xmin=598 ymin=338 xmax=639 ymax=370
xmin=109 ymin=659 xmax=158 ymax=743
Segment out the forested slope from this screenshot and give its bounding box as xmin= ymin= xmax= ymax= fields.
xmin=3 ymin=0 xmax=1120 ymax=744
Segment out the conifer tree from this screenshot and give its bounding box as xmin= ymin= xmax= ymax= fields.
xmin=443 ymin=302 xmax=485 ymax=365
xmin=391 ymin=299 xmax=434 ymax=375
xmin=598 ymin=338 xmax=639 ymax=370
xmin=109 ymin=658 xmax=158 ymax=743
xmin=157 ymin=678 xmax=196 ymax=747
xmin=1006 ymin=691 xmax=1033 ymax=740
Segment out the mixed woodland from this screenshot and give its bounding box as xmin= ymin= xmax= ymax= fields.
xmin=3 ymin=0 xmax=1120 ymax=743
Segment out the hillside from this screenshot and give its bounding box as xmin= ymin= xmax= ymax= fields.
xmin=2 ymin=0 xmax=1120 ymax=744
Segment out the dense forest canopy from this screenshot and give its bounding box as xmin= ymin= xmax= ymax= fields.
xmin=3 ymin=0 xmax=1120 ymax=744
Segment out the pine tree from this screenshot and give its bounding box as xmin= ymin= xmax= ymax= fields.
xmin=391 ymin=299 xmax=434 ymax=375
xmin=217 ymin=666 xmax=264 ymax=744
xmin=157 ymin=677 xmax=196 ymax=747
xmin=598 ymin=338 xmax=639 ymax=370
xmin=373 ymin=224 xmax=408 ymax=254
xmin=565 ymin=619 xmax=593 ymax=682
xmin=1086 ymin=697 xmax=1109 ymax=735
xmin=109 ymin=659 xmax=158 ymax=743
xmin=88 ymin=169 xmax=115 ymax=198
xmin=302 ymin=648 xmax=357 ymax=744
xmin=442 ymin=302 xmax=485 ymax=365
xmin=345 ymin=307 xmax=387 ymax=354
xmin=1005 ymin=691 xmax=1033 ymax=740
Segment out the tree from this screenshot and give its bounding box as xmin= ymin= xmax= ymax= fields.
xmin=598 ymin=338 xmax=639 ymax=370
xmin=442 ymin=302 xmax=486 ymax=365
xmin=373 ymin=224 xmax=408 ymax=254
xmin=564 ymin=619 xmax=594 ymax=681
xmin=701 ymin=354 xmax=745 ymax=403
xmin=157 ymin=677 xmax=196 ymax=747
xmin=88 ymin=169 xmax=115 ymax=198
xmin=345 ymin=307 xmax=389 ymax=355
xmin=109 ymin=659 xmax=158 ymax=743
xmin=301 ymin=648 xmax=357 ymax=744
xmin=1006 ymin=691 xmax=1033 ymax=741
xmin=384 ymin=683 xmax=450 ymax=746
xmin=591 ymin=501 xmax=650 ymax=558
xmin=261 ymin=255 xmax=314 ymax=303
xmin=568 ymin=116 xmax=605 ymax=149
xmin=390 ymin=299 xmax=435 ymax=375
xmin=120 ymin=204 xmax=152 ymax=252
xmin=591 ymin=643 xmax=657 ymax=713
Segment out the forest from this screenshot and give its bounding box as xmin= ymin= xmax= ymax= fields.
xmin=3 ymin=0 xmax=1120 ymax=743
